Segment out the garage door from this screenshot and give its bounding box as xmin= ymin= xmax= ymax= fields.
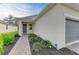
xmin=66 ymin=19 xmax=79 ymax=44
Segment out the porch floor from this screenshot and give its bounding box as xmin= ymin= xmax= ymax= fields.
xmin=9 ymin=35 xmax=31 ymax=55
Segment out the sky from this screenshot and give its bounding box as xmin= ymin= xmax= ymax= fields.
xmin=0 ymin=3 xmax=47 ymax=20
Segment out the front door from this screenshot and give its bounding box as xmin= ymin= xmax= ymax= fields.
xmin=23 ymin=24 xmax=27 ymax=34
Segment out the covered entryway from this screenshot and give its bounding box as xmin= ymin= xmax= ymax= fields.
xmin=66 ymin=18 xmax=79 ymax=45
xmin=18 ymin=20 xmax=33 ymax=36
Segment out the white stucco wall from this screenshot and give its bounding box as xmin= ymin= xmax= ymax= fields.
xmin=33 ymin=4 xmax=65 ymax=49
xmin=62 ymin=4 xmax=79 ymax=19
xmin=27 ymin=23 xmax=33 ymax=34
xmin=0 ymin=23 xmax=17 ymax=33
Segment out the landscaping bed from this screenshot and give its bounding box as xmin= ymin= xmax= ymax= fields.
xmin=28 ymin=33 xmax=78 ymax=55
xmin=0 ymin=32 xmax=20 ymax=55
xmin=28 ymin=33 xmax=53 ymax=55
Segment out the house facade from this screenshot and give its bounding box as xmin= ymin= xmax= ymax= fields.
xmin=17 ymin=3 xmax=79 ymax=49
xmin=0 ymin=21 xmax=17 ymax=33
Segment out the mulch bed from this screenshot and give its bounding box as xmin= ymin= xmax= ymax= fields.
xmin=29 ymin=43 xmax=78 ymax=55
xmin=2 ymin=37 xmax=20 ymax=55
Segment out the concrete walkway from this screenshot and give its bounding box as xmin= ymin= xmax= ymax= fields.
xmin=67 ymin=42 xmax=79 ymax=54
xmin=9 ymin=35 xmax=31 ymax=55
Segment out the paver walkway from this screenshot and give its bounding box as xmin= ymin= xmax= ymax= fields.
xmin=9 ymin=35 xmax=31 ymax=55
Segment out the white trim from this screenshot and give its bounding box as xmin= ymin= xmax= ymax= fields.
xmin=64 ymin=13 xmax=79 ymax=21
xmin=65 ymin=40 xmax=79 ymax=47
xmin=63 ymin=12 xmax=66 ymax=49
xmin=18 ymin=20 xmax=23 ymax=36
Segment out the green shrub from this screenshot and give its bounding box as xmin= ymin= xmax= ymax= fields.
xmin=0 ymin=32 xmax=17 ymax=46
xmin=32 ymin=42 xmax=42 ymax=52
xmin=0 ymin=39 xmax=4 ymax=54
xmin=28 ymin=33 xmax=37 ymax=38
xmin=0 ymin=31 xmax=17 ymax=54
xmin=28 ymin=34 xmax=40 ymax=44
xmin=28 ymin=33 xmax=52 ymax=52
xmin=14 ymin=33 xmax=20 ymax=38
xmin=40 ymin=40 xmax=52 ymax=48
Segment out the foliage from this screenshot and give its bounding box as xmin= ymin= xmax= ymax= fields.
xmin=14 ymin=33 xmax=20 ymax=38
xmin=28 ymin=33 xmax=39 ymax=44
xmin=0 ymin=32 xmax=17 ymax=46
xmin=40 ymin=40 xmax=52 ymax=48
xmin=32 ymin=42 xmax=42 ymax=52
xmin=0 ymin=31 xmax=17 ymax=54
xmin=0 ymin=39 xmax=4 ymax=54
xmin=28 ymin=33 xmax=52 ymax=52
